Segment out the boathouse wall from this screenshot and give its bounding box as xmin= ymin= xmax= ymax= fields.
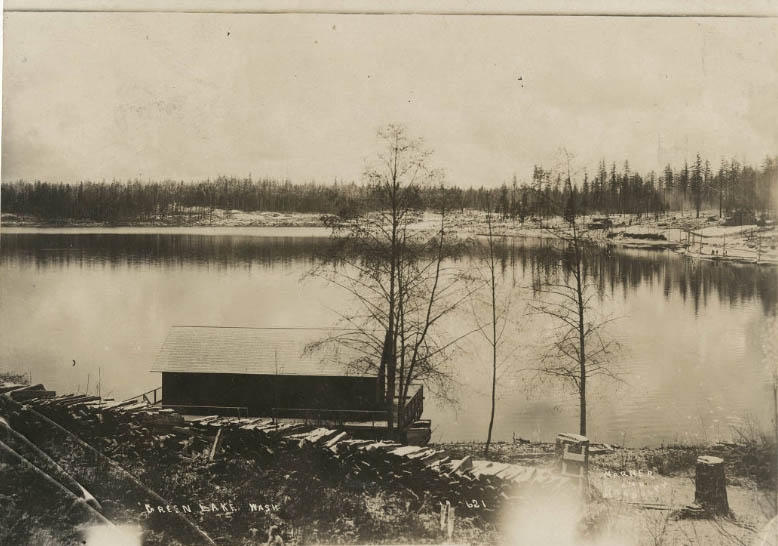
xmin=161 ymin=371 xmax=380 ymax=417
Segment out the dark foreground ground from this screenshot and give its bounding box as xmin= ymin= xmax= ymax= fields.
xmin=0 ymin=382 xmax=776 ymax=546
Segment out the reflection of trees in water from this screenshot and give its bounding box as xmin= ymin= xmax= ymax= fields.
xmin=2 ymin=233 xmax=776 ymax=314
xmin=489 ymin=238 xmax=777 ymax=316
xmin=0 ymin=234 xmax=330 ymax=270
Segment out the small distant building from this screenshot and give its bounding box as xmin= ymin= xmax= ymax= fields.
xmin=723 ymin=209 xmax=756 ymax=227
xmin=152 ymin=326 xmax=383 ymax=420
xmin=588 ymin=217 xmax=613 ymax=230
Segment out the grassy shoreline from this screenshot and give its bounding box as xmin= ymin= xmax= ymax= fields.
xmin=437 ymin=438 xmax=776 ymax=490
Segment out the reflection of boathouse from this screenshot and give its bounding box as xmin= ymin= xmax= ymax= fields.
xmin=148 ymin=326 xmax=429 ymax=443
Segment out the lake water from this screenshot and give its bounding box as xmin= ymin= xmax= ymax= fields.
xmin=1 ymin=227 xmax=776 ymax=447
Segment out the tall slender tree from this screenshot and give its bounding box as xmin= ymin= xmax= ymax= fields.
xmin=531 ymin=177 xmax=621 ymax=437
xmin=310 ymin=125 xmax=471 ymax=435
xmin=691 ymin=153 xmax=703 ymax=218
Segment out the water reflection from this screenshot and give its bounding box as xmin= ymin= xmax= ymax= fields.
xmin=0 ymin=233 xmax=327 ymax=270
xmin=1 ymin=231 xmax=776 ymax=445
xmin=486 ymin=238 xmax=777 ymax=315
xmin=2 ymin=233 xmax=776 ymax=314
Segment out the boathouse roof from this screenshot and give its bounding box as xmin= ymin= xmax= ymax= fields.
xmin=151 ymin=326 xmax=373 ymax=377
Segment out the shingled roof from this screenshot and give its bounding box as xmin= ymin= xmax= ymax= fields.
xmin=151 ymin=326 xmax=373 ymax=377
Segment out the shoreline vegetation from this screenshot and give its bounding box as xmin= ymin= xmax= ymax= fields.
xmin=3 ymin=207 xmax=777 ymax=266
xmin=3 ymin=153 xmax=776 ymax=267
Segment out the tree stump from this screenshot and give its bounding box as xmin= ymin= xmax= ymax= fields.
xmin=694 ymin=456 xmax=729 ymax=515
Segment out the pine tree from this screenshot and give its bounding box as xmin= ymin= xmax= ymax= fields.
xmin=691 ymin=154 xmax=703 ymax=218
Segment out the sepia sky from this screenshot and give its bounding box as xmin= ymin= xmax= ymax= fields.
xmin=2 ymin=11 xmax=777 ymax=187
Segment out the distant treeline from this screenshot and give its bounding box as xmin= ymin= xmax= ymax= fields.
xmin=2 ymin=156 xmax=776 ymax=223
xmin=510 ymin=155 xmax=778 ymax=222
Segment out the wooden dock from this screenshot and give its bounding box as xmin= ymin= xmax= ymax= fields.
xmin=124 ymin=382 xmax=431 ymax=444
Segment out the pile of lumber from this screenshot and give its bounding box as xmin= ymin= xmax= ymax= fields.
xmin=6 ymin=387 xmax=581 ymax=517
xmin=280 ymin=429 xmax=575 ymax=515
xmin=0 ymin=389 xmax=218 ymax=545
xmin=0 ymin=382 xmax=56 ymax=401
xmin=20 ymin=392 xmax=187 ymax=461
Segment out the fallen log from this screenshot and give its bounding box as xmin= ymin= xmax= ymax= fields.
xmin=0 ymin=438 xmax=113 ymax=527
xmin=10 ymin=390 xmax=57 ymax=401
xmin=18 ymin=404 xmax=217 ymax=545
xmin=0 ymin=416 xmax=102 ymax=511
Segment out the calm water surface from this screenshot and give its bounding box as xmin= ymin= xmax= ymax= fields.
xmin=1 ymin=227 xmax=776 ymax=446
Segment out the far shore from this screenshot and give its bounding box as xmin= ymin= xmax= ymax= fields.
xmin=3 ymin=208 xmax=776 ymax=266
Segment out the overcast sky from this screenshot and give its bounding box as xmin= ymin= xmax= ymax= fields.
xmin=2 ymin=12 xmax=777 ymax=187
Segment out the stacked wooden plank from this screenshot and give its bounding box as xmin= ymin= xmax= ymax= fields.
xmin=14 ymin=389 xmax=579 ymax=517
xmin=0 ymin=383 xmax=57 ymax=401
xmin=0 ymin=392 xmax=218 ymax=546
xmin=0 ymin=382 xmax=29 ymax=394
xmin=22 ymin=392 xmax=195 ymax=461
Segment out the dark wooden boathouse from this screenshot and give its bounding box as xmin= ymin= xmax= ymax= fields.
xmin=151 ymin=326 xmax=388 ymax=422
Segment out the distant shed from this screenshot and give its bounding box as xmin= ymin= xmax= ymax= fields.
xmin=152 ymin=326 xmax=381 ymax=418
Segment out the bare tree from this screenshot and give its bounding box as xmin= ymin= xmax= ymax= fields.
xmin=309 ymin=125 xmax=473 ymax=435
xmin=463 ymin=204 xmax=522 ymax=456
xmin=483 ymin=209 xmax=501 ymax=456
xmin=529 ymin=184 xmax=621 ymax=437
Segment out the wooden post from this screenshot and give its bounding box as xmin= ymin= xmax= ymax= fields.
xmin=439 ymin=500 xmax=454 ymax=540
xmin=447 ymin=505 xmax=455 ymax=540
xmin=440 ymin=500 xmax=449 ymax=532
xmin=694 ymin=456 xmax=729 ymax=515
xmin=209 ymin=429 xmax=222 ymax=461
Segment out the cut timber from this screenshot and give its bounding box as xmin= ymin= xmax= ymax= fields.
xmin=496 ymin=465 xmax=527 ymax=481
xmin=389 ymin=446 xmax=425 ymax=457
xmin=240 ymin=419 xmax=272 ymax=430
xmin=12 ymin=386 xmax=596 ymax=521
xmin=694 ymin=455 xmax=729 ymax=515
xmin=13 ymin=383 xmax=45 ymax=391
xmin=510 ymin=466 xmax=539 ymax=483
xmin=589 ymin=443 xmax=616 ymax=455
xmin=61 ymin=395 xmax=101 ymax=407
xmin=10 ymin=390 xmax=57 ymax=401
xmin=189 ymin=415 xmax=219 ymax=424
xmin=426 ymin=455 xmax=450 ymax=469
xmin=288 ymin=427 xmax=331 ymax=440
xmin=448 ymin=456 xmax=473 ymax=475
xmin=363 ymin=441 xmax=400 ymax=452
xmin=102 ymin=399 xmax=139 ymax=410
xmin=209 ymin=429 xmax=222 ymax=461
xmin=471 ymin=461 xmax=510 ymax=478
xmin=324 ymin=431 xmax=348 ymax=449
xmin=418 ymin=450 xmax=446 ymax=463
xmin=271 ymin=423 xmax=308 ymax=435
xmin=407 ymin=448 xmax=437 ymax=460
xmin=118 ymin=402 xmax=150 ymax=412
xmin=0 ymin=383 xmax=30 ymax=394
